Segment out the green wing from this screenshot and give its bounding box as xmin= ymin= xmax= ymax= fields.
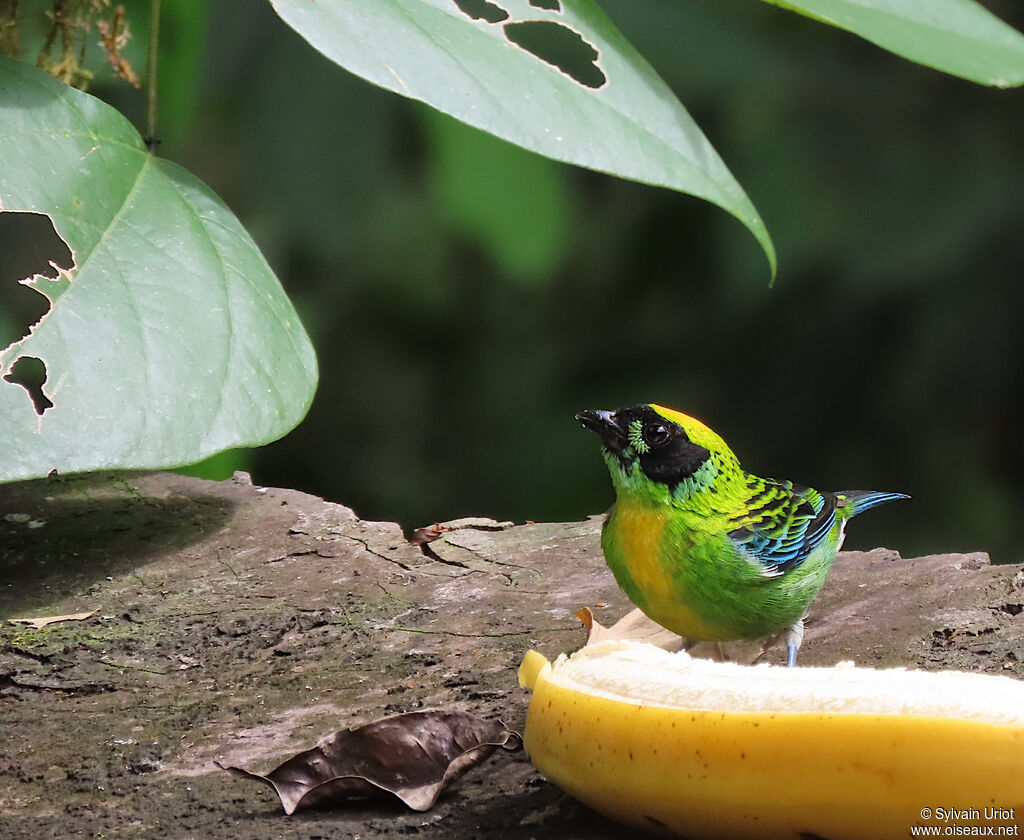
xmin=727 ymin=479 xmax=837 ymax=576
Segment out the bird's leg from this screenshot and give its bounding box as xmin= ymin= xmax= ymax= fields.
xmin=677 ymin=638 xmax=729 ymax=663
xmin=784 ymin=618 xmax=805 ymax=667
xmin=752 ymin=630 xmax=784 ymax=664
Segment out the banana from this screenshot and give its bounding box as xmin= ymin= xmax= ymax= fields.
xmin=518 ymin=641 xmax=1024 ymax=840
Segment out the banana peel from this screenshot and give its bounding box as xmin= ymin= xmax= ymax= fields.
xmin=518 ymin=632 xmax=1024 ymax=840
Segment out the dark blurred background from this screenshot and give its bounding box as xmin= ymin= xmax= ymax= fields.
xmin=3 ymin=0 xmax=1024 ymax=561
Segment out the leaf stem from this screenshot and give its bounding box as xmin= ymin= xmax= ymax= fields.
xmin=145 ymin=0 xmax=161 ymax=153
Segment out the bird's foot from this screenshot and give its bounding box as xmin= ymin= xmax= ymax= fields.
xmin=677 ymin=639 xmax=730 ymax=663
xmin=752 ymin=629 xmax=784 ymax=665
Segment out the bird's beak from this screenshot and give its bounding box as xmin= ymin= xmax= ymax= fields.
xmin=576 ymin=409 xmax=628 ymax=453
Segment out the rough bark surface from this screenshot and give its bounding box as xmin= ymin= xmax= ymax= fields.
xmin=1 ymin=472 xmax=1021 ymax=839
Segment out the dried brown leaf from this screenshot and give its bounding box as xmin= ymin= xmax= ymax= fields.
xmin=436 ymin=517 xmax=515 ymax=531
xmin=217 ymin=709 xmax=521 ymax=814
xmin=409 ymin=522 xmax=448 ymax=546
xmin=96 ymin=6 xmax=139 ymax=87
xmin=8 ymin=611 xmax=96 ymax=629
xmin=409 ymin=517 xmax=516 ymax=546
xmin=577 ymin=606 xmax=683 ymax=651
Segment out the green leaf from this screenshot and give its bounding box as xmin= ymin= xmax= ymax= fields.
xmin=762 ymin=0 xmax=1024 ymax=87
xmin=268 ymin=0 xmax=776 ymax=275
xmin=0 ymin=57 xmax=318 ymax=482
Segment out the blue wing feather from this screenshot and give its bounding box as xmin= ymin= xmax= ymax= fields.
xmin=728 ymin=480 xmax=838 ymax=576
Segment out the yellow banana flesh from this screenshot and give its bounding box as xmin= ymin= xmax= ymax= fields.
xmin=518 ymin=641 xmax=1024 ymax=840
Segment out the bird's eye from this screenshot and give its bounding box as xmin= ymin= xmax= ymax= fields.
xmin=644 ymin=423 xmax=671 ymax=447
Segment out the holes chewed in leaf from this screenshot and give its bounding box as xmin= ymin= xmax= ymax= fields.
xmin=451 ymin=0 xmax=601 ymax=88
xmin=4 ymin=356 xmax=54 ymax=415
xmin=0 ymin=212 xmax=73 ymax=281
xmin=503 ymin=21 xmax=605 ymax=88
xmin=453 ymin=0 xmax=509 ymax=24
xmin=0 ymin=212 xmax=71 ymax=350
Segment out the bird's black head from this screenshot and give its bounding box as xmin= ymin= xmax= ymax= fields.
xmin=576 ymin=404 xmax=712 ymax=491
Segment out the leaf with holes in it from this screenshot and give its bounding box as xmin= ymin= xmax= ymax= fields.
xmin=0 ymin=57 xmax=318 ymax=482
xmin=761 ymin=0 xmax=1024 ymax=87
xmin=267 ymin=0 xmax=776 ymax=276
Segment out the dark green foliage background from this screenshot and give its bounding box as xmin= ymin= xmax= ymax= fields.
xmin=7 ymin=0 xmax=1024 ymax=560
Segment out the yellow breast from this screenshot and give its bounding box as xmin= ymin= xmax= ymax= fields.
xmin=612 ymin=503 xmax=672 ymax=594
xmin=607 ymin=502 xmax=725 ymax=641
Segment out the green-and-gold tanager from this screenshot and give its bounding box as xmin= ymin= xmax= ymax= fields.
xmin=577 ymin=404 xmax=907 ymax=666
